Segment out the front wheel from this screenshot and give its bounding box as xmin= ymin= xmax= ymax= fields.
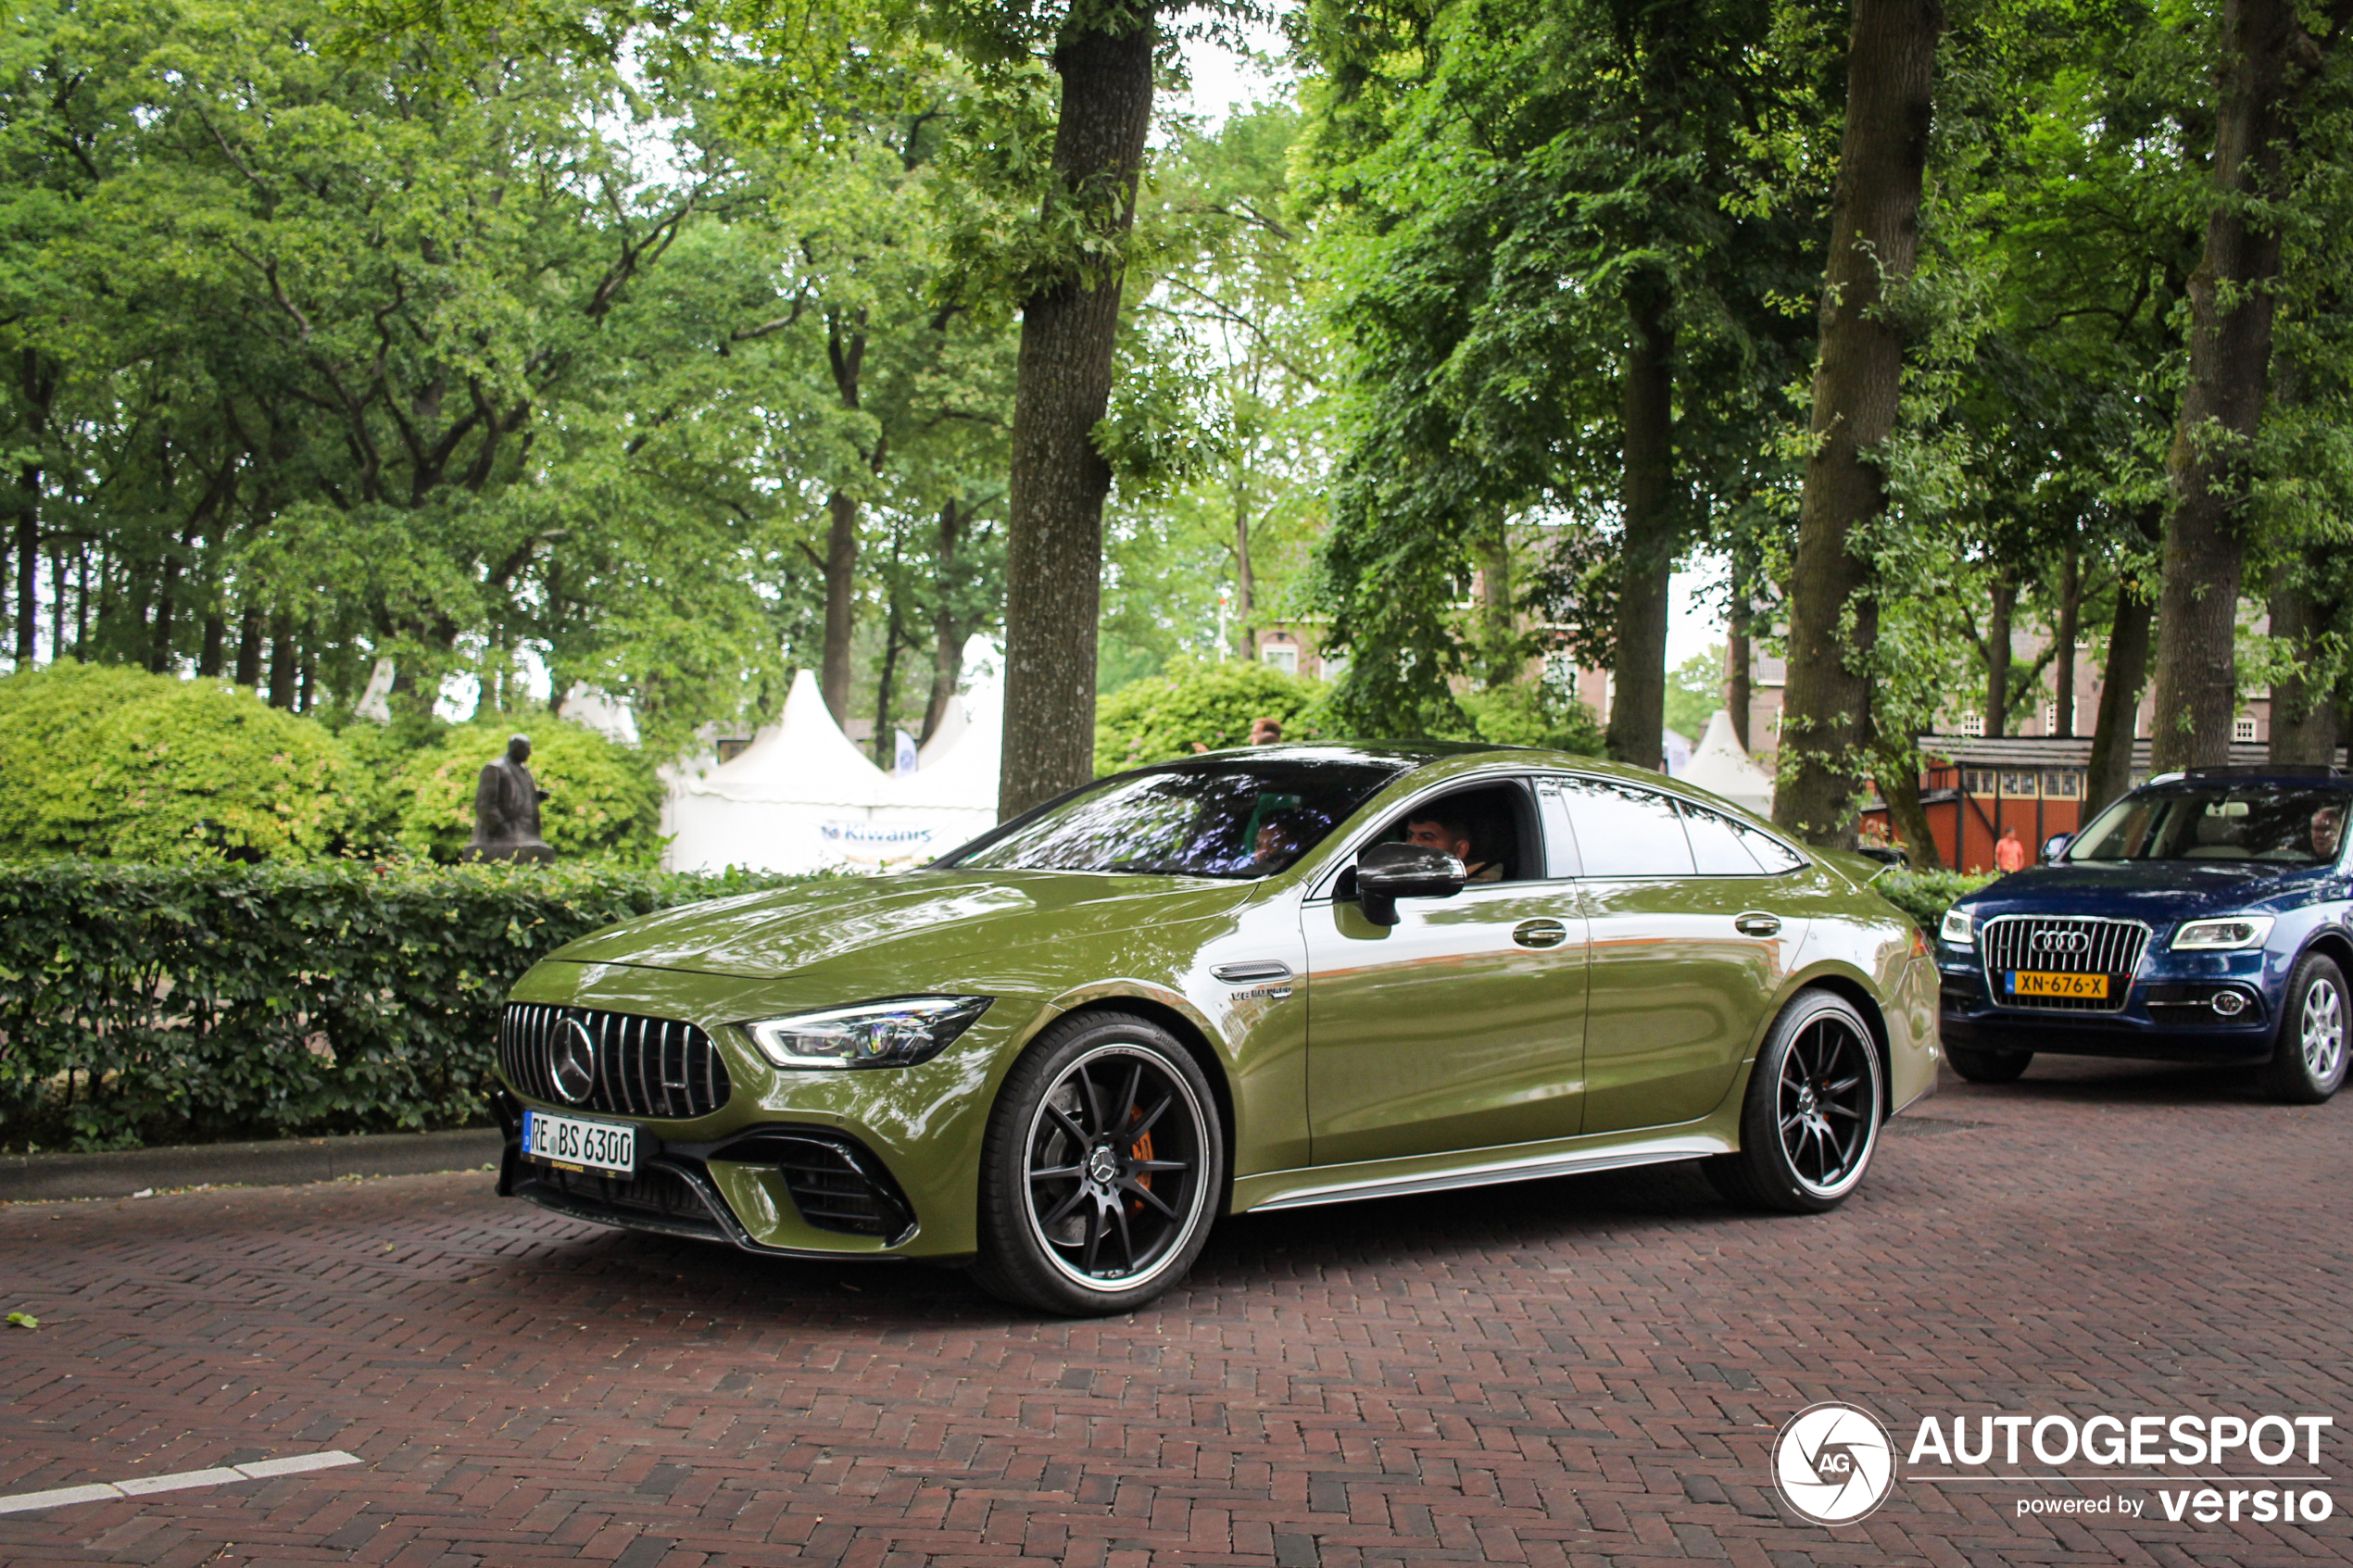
xmin=970 ymin=1013 xmax=1225 ymax=1315
xmin=2262 ymin=952 xmax=2349 ymax=1104
xmin=1705 ymin=990 xmax=1884 ymax=1214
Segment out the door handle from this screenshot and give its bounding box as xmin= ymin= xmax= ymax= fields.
xmin=1513 ymin=919 xmax=1569 ymax=949
xmin=1735 ymin=911 xmax=1782 ymax=937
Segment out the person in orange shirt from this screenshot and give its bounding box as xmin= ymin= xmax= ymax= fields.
xmin=1994 ymin=825 xmax=2028 ymax=873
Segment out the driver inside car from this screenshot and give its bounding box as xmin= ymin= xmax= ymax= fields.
xmin=1403 ymin=810 xmax=1504 ymax=883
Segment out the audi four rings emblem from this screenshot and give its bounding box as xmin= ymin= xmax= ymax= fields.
xmin=2033 ymin=930 xmax=2091 ymax=954
xmin=551 ymin=1016 xmax=598 ymax=1104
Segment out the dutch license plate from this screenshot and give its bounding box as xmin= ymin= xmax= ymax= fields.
xmin=2008 ymin=971 xmax=2108 ymax=1000
xmin=520 ymin=1110 xmax=636 ymax=1175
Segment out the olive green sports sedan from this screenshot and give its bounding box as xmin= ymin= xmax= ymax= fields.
xmin=493 ymin=744 xmax=1940 ymax=1314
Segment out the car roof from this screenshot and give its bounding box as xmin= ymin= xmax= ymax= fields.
xmin=2137 ymin=767 xmax=2353 ymax=792
xmin=1173 ymin=741 xmax=1732 ymax=797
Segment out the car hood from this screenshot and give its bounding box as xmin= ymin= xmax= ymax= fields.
xmin=1960 ymin=860 xmax=2326 ymax=922
xmin=549 ymin=870 xmax=1263 ymax=979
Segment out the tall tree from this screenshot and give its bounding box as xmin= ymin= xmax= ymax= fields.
xmin=1774 ymin=0 xmax=1943 ymax=847
xmin=2145 ymin=0 xmax=2352 ymax=770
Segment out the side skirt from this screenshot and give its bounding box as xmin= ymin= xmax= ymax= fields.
xmin=1234 ymin=1132 xmax=1731 ymax=1215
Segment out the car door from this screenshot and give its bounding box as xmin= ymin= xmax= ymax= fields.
xmin=1553 ymin=776 xmax=1806 ymax=1135
xmin=1302 ymin=777 xmax=1591 ymax=1166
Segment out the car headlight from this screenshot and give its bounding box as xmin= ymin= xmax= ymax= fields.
xmin=741 ymin=996 xmax=992 ymax=1070
xmin=2170 ymin=916 xmax=2275 ymax=951
xmin=1940 ymin=908 xmax=1975 ymax=947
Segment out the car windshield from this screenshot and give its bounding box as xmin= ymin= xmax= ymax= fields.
xmin=2069 ymin=785 xmax=2349 ymax=866
xmin=944 ymin=756 xmax=1407 ymax=878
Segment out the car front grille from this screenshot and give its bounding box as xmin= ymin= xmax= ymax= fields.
xmin=1980 ymin=915 xmax=2150 ymax=1013
xmin=500 ymin=1003 xmax=733 ymax=1120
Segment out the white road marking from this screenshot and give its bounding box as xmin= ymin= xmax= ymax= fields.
xmin=0 ymin=1449 xmax=360 ymax=1514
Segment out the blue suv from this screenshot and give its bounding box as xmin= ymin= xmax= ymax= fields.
xmin=1937 ymin=765 xmax=2351 ymax=1102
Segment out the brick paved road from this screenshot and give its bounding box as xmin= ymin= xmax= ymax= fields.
xmin=2 ymin=1060 xmax=2348 ymax=1567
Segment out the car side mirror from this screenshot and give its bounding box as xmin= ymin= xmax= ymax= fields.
xmin=1353 ymin=841 xmax=1468 ymax=926
xmin=2040 ymin=833 xmax=2072 ymax=864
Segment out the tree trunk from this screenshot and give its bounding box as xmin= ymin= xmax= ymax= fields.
xmin=819 ymin=491 xmax=859 ymax=725
xmin=1874 ymin=746 xmax=1943 ymax=870
xmin=1725 ymin=596 xmax=1753 ymax=752
xmin=997 ymin=7 xmax=1157 ymax=821
xmin=2050 ymin=542 xmax=2081 ymax=735
xmin=1231 ymin=488 xmax=1256 ymax=659
xmin=2145 ymin=0 xmax=2320 ymax=771
xmin=1605 ymin=275 xmax=1676 ymax=770
xmin=267 ymin=613 xmax=297 ymax=710
xmin=2085 ymin=581 xmax=2155 ymax=816
xmin=234 ymin=603 xmax=265 ymax=688
xmin=198 ymin=608 xmax=226 ymax=678
xmin=1773 ymin=0 xmax=1944 ymax=847
xmin=15 ymin=462 xmax=39 ymax=666
xmin=921 ymin=499 xmax=967 ymax=746
xmin=874 ymin=596 xmax=904 ymax=769
xmin=1981 ymin=577 xmax=2015 ymax=735
xmin=2268 ymin=563 xmax=2339 ymax=763
xmin=1475 ymin=512 xmax=1514 ymax=685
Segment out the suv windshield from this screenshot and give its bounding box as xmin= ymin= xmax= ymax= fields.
xmin=2069 ymin=785 xmax=2349 ymax=866
xmin=945 ymin=756 xmax=1407 ymax=878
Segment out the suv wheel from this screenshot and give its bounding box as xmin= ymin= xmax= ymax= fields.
xmin=971 ymin=1012 xmax=1224 ymax=1315
xmin=1945 ymin=1044 xmax=2032 ymax=1084
xmin=2263 ymin=952 xmax=2349 ymax=1104
xmin=1706 ymin=989 xmax=1883 ymax=1214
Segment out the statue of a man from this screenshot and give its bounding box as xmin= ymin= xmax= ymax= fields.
xmin=465 ymin=734 xmax=555 ymax=862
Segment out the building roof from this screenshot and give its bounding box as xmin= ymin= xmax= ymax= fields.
xmin=1912 ymin=735 xmax=2347 ymax=769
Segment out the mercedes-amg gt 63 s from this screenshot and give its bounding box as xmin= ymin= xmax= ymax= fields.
xmin=493 ymin=745 xmax=1939 ymax=1314
xmin=1937 ymin=765 xmax=2352 ymax=1103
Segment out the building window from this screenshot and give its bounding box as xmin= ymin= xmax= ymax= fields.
xmin=1957 ymin=712 xmax=1985 ymax=737
xmin=2233 ymin=715 xmax=2258 ymax=744
xmin=1963 ymin=770 xmax=1995 ymax=796
xmin=2045 ymin=770 xmax=2082 ymax=798
xmin=2001 ymin=771 xmax=2040 ymax=797
xmin=1262 ymin=646 xmax=1299 ymax=675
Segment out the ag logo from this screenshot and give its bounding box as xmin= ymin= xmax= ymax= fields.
xmin=1772 ymin=1402 xmax=1895 ymax=1525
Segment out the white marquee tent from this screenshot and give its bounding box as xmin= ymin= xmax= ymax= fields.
xmin=663 ymin=668 xmax=1002 ymax=874
xmin=1680 ymin=708 xmax=1775 ymax=817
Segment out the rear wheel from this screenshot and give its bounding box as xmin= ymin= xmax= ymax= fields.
xmin=970 ymin=1012 xmax=1224 ymax=1315
xmin=1705 ymin=990 xmax=1883 ymax=1214
xmin=2262 ymin=952 xmax=2349 ymax=1104
xmin=1945 ymin=1044 xmax=2032 ymax=1084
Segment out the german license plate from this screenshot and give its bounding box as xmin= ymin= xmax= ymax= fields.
xmin=2008 ymin=971 xmax=2108 ymax=999
xmin=520 ymin=1110 xmax=636 ymax=1175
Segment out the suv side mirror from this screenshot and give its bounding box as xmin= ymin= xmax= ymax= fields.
xmin=1353 ymin=841 xmax=1468 ymax=926
xmin=2040 ymin=833 xmax=2072 ymax=864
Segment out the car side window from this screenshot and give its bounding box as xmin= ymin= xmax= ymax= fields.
xmin=1553 ymin=777 xmax=1694 ymax=877
xmin=1675 ymin=799 xmax=1805 ymax=875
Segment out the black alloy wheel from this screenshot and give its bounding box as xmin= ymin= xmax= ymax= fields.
xmin=2262 ymin=951 xmax=2350 ymax=1104
xmin=1945 ymin=1043 xmax=2033 ymax=1084
xmin=1706 ymin=989 xmax=1884 ymax=1213
xmin=972 ymin=1012 xmax=1224 ymax=1315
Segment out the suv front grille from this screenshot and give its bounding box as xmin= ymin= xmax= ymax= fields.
xmin=1980 ymin=915 xmax=2149 ymax=1013
xmin=500 ymin=1004 xmax=732 ymax=1120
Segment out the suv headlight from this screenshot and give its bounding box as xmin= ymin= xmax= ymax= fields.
xmin=1940 ymin=908 xmax=1975 ymax=947
xmin=742 ymin=996 xmax=992 ymax=1070
xmin=2171 ymin=916 xmax=2275 ymax=951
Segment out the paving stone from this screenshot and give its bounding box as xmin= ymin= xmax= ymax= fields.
xmin=0 ymin=1060 xmax=2346 ymax=1563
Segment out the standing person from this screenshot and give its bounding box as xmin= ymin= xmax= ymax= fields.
xmin=1994 ymin=825 xmax=2028 ymax=873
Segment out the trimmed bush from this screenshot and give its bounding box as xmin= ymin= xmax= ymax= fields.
xmin=0 ymin=859 xmax=797 ymax=1152
xmin=0 ymin=662 xmax=182 ymax=852
xmin=1094 ymin=658 xmax=1328 ymax=773
xmin=391 ymin=719 xmax=665 ymax=867
xmin=17 ymin=676 xmax=356 ymax=861
xmin=1453 ymin=683 xmax=1604 ymax=755
xmin=1876 ymin=867 xmax=1997 ymax=933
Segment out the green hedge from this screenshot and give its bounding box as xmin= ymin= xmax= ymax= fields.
xmin=0 ymin=859 xmax=799 ymax=1153
xmin=1875 ymin=867 xmax=1998 ymax=933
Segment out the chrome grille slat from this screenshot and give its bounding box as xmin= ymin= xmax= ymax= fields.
xmin=1980 ymin=915 xmax=2149 ymax=1014
xmin=499 ymin=1005 xmax=731 ymax=1120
